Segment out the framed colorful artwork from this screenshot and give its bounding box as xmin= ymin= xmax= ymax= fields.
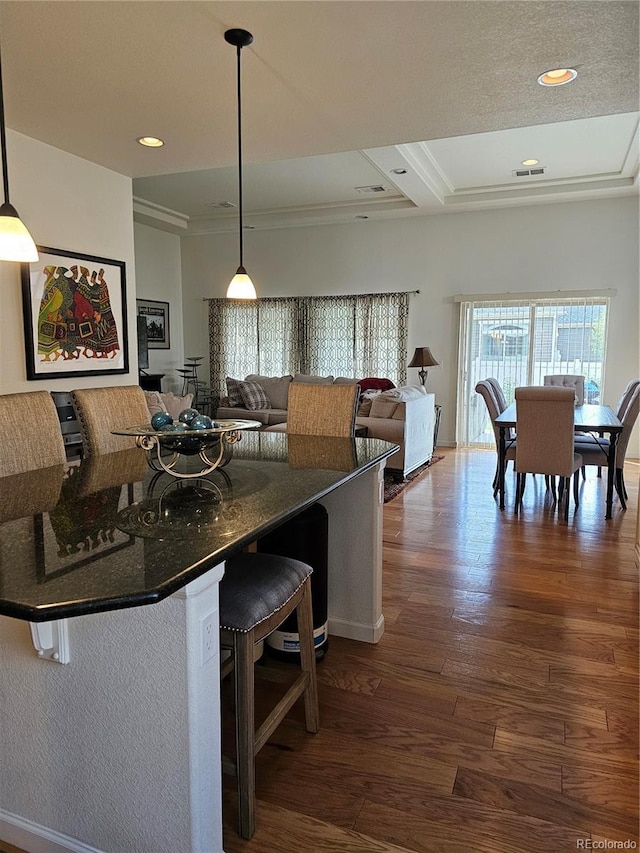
xmin=136 ymin=298 xmax=170 ymax=349
xmin=21 ymin=245 xmax=129 ymax=380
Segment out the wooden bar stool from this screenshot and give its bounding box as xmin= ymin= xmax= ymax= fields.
xmin=219 ymin=552 xmax=320 ymax=839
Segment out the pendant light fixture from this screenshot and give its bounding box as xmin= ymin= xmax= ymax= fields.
xmin=0 ymin=41 xmax=38 ymax=263
xmin=224 ymin=28 xmax=256 ymax=300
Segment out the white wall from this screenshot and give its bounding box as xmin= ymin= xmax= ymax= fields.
xmin=180 ymin=197 xmax=639 ymax=453
xmin=0 ymin=130 xmax=138 ymax=396
xmin=133 ymin=223 xmax=184 ymax=394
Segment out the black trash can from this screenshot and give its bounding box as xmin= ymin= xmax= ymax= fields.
xmin=257 ymin=503 xmax=328 ymax=661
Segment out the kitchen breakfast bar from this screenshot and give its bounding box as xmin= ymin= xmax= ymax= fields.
xmin=0 ymin=432 xmax=396 ymax=853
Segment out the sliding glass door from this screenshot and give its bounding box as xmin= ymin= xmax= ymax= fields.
xmin=457 ymin=297 xmax=609 ymax=448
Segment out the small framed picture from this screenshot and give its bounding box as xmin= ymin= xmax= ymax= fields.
xmin=21 ymin=245 xmax=129 ymax=380
xmin=136 ymin=298 xmax=170 ymax=350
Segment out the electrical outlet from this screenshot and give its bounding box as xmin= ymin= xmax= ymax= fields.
xmin=200 ymin=610 xmax=217 ymax=665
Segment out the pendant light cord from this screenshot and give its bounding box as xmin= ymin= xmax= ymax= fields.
xmin=0 ymin=44 xmax=11 ymax=204
xmin=235 ymin=43 xmax=244 ymax=269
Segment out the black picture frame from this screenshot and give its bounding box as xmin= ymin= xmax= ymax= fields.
xmin=136 ymin=298 xmax=170 ymax=349
xmin=21 ymin=245 xmax=129 ymax=380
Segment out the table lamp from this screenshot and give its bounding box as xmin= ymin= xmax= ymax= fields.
xmin=408 ymin=346 xmax=440 ymax=386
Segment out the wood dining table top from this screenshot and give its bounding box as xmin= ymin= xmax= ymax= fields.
xmin=496 ymin=402 xmax=623 ymax=433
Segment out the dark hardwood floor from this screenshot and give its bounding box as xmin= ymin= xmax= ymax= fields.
xmin=223 ymin=448 xmax=639 ymax=853
xmin=1 ymin=449 xmax=637 ymax=853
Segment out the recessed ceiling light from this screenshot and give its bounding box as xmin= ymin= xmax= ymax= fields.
xmin=390 ymin=168 xmax=407 ymax=175
xmin=522 ymin=159 xmax=539 ymax=166
xmin=537 ymin=68 xmax=577 ymax=87
xmin=137 ymin=136 xmax=164 ymax=148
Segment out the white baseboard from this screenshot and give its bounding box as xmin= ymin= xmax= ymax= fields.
xmin=1 ymin=812 xmax=104 ymax=853
xmin=328 ymin=613 xmax=384 ymax=644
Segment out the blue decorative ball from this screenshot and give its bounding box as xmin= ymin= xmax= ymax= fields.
xmin=151 ymin=411 xmax=173 ymax=430
xmin=190 ymin=414 xmax=213 ymax=431
xmin=157 ymin=423 xmax=180 ymax=433
xmin=178 ymin=408 xmax=200 ymax=426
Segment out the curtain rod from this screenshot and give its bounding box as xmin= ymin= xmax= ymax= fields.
xmin=202 ymin=289 xmax=420 ymax=301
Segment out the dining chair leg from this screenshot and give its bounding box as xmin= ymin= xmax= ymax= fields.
xmin=581 ymin=466 xmax=586 ymax=481
xmin=615 ymin=468 xmax=627 ymax=510
xmin=549 ymin=476 xmax=557 ymax=501
xmin=573 ymin=469 xmax=580 ymax=508
xmin=234 ymin=631 xmax=257 ymax=840
xmin=297 ymin=582 xmax=320 ymax=734
xmin=564 ymin=477 xmax=570 ymax=521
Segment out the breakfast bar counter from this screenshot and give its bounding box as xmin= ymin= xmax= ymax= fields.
xmin=0 ymin=432 xmax=396 ymax=853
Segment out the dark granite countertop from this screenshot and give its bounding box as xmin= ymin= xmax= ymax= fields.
xmin=0 ymin=432 xmax=397 ymax=622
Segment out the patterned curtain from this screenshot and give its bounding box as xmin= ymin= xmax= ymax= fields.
xmin=208 ymin=292 xmax=409 ymax=392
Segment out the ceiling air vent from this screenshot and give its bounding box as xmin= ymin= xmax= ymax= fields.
xmin=355 ymin=185 xmax=389 ymax=194
xmin=512 ymin=167 xmax=546 ymax=177
xmin=208 ymin=201 xmax=237 ymax=208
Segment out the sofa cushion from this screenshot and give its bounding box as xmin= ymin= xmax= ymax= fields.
xmin=333 ymin=377 xmax=358 ymax=385
xmin=293 ymin=373 xmax=334 ymax=385
xmin=245 ymin=374 xmax=292 ymax=410
xmin=226 ymin=377 xmax=244 ymax=407
xmin=238 ymin=380 xmax=271 ymax=411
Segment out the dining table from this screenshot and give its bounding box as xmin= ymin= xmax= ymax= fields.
xmin=0 ymin=430 xmax=397 ymax=853
xmin=495 ymin=402 xmax=623 ymax=519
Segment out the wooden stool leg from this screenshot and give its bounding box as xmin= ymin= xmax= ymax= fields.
xmin=297 ymin=581 xmax=320 ymax=734
xmin=234 ymin=631 xmax=257 ymax=839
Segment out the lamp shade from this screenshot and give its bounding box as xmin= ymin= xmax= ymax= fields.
xmin=0 ymin=203 xmax=38 ymax=262
xmin=226 ymin=265 xmax=257 ymax=300
xmin=408 ymin=347 xmax=440 ymax=369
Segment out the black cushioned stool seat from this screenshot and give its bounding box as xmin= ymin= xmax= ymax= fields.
xmin=220 ymin=552 xmax=320 ymax=839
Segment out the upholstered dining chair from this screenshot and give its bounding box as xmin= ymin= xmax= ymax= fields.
xmin=574 ymin=381 xmax=639 ymax=510
xmin=514 ymin=386 xmax=582 ymax=520
xmin=475 ymin=380 xmax=516 ymax=496
xmin=265 ymin=382 xmax=359 ymax=437
xmin=0 ymin=391 xmax=66 ymax=476
xmin=485 ymin=377 xmax=508 ymax=413
xmin=543 ymin=374 xmax=585 ymax=406
xmin=71 ymin=385 xmax=150 ymax=455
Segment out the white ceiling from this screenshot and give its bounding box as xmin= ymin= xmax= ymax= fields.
xmin=1 ymin=1 xmax=638 ymax=234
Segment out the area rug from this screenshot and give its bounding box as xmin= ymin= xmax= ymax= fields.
xmin=383 ymin=455 xmax=444 ymax=503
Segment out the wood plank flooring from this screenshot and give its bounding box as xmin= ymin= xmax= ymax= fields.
xmin=223 ymin=448 xmax=639 ymax=853
xmin=1 ymin=449 xmax=637 ymax=853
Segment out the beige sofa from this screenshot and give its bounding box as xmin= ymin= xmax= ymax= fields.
xmin=216 ymin=373 xmax=436 ymax=479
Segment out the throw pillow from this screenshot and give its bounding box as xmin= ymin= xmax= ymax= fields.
xmin=369 ymin=396 xmax=399 ymax=419
xmin=226 ymin=377 xmax=244 ymax=407
xmin=238 ymin=380 xmax=271 ymax=411
xmin=245 ymin=374 xmax=292 ymax=410
xmin=357 ymin=390 xmax=380 ymax=417
xmin=357 ymin=377 xmax=396 ymax=392
xmin=381 ymin=385 xmax=427 ymax=402
xmin=161 ymin=392 xmax=194 ymax=420
xmin=143 ymin=391 xmax=165 ymax=417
